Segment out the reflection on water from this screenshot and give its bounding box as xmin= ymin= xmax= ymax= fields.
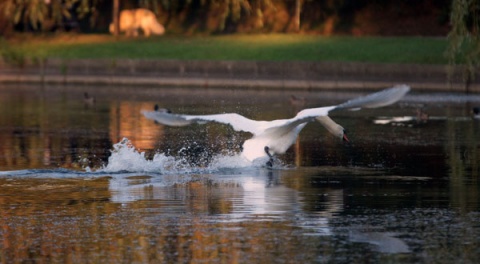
xmin=349 ymin=231 xmax=410 ymax=254
xmin=0 ymin=84 xmax=479 ymax=263
xmin=110 ymin=101 xmax=164 ymax=151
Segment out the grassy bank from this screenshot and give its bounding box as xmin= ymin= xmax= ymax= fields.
xmin=2 ymin=34 xmax=448 ymax=64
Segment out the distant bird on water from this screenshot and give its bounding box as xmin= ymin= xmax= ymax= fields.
xmin=84 ymin=92 xmax=96 ymax=107
xmin=415 ymin=108 xmax=429 ymax=123
xmin=473 ymin=107 xmax=480 ymax=120
xmin=143 ymin=85 xmax=410 ymax=166
xmin=289 ymin=95 xmax=307 ymax=108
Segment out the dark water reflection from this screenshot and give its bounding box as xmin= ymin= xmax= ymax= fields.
xmin=0 ymin=84 xmax=479 ymax=263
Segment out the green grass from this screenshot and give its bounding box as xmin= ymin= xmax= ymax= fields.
xmin=3 ymin=34 xmax=449 ymax=64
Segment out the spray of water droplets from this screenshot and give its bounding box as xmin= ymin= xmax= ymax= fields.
xmin=95 ymin=138 xmax=253 ymax=174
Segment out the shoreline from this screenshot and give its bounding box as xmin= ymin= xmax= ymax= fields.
xmin=0 ymin=58 xmax=478 ymax=92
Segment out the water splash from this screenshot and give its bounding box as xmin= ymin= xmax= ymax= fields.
xmin=0 ymin=138 xmax=282 ymax=178
xmin=96 ymin=138 xmax=253 ymax=174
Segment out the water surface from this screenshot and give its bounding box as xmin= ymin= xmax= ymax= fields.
xmin=0 ymin=84 xmax=479 ymax=263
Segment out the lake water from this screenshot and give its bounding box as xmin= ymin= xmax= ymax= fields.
xmin=0 ymin=83 xmax=479 ymax=263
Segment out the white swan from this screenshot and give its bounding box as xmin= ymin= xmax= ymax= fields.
xmin=142 ymin=85 xmax=410 ymax=165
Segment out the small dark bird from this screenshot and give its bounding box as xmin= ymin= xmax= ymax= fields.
xmin=154 ymin=104 xmax=171 ymax=113
xmin=289 ymin=95 xmax=307 ymax=108
xmin=84 ymin=92 xmax=96 ymax=106
xmin=415 ymin=108 xmax=429 ymax=123
xmin=473 ymin=107 xmax=480 ymax=120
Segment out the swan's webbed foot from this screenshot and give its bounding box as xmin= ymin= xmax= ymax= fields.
xmin=266 ymin=160 xmax=273 ymax=168
xmin=264 ymin=146 xmax=274 ymax=168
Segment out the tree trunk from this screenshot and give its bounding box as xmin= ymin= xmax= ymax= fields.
xmin=113 ymin=0 xmax=120 ymax=36
xmin=293 ymin=0 xmax=302 ymax=32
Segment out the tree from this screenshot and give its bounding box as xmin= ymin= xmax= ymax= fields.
xmin=1 ymin=0 xmax=48 ymax=31
xmin=0 ymin=0 xmax=99 ymax=32
xmin=136 ymin=0 xmax=275 ymax=33
xmin=292 ymin=0 xmax=302 ymax=32
xmin=447 ymin=0 xmax=480 ymax=90
xmin=112 ymin=0 xmax=119 ymax=36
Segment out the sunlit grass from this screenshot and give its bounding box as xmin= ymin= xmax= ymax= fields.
xmin=2 ymin=33 xmax=449 ymax=64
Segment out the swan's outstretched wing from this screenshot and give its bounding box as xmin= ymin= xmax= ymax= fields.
xmin=142 ymin=110 xmax=266 ymax=135
xmin=333 ymin=84 xmax=410 ymax=111
xmin=293 ymin=84 xmax=410 ymax=121
xmin=267 ymin=85 xmax=410 ymax=135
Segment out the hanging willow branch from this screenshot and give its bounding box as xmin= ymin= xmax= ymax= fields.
xmin=447 ymin=0 xmax=480 ymax=90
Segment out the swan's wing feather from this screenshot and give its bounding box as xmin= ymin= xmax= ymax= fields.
xmin=262 ymin=106 xmax=335 ymax=136
xmin=186 ymin=113 xmax=264 ymax=134
xmin=142 ymin=110 xmax=194 ymax=127
xmin=333 ymin=84 xmax=410 ymax=111
xmin=142 ymin=111 xmax=262 ymax=135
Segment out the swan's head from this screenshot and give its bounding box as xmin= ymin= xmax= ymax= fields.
xmin=154 ymin=104 xmax=172 ymax=113
xmin=316 ymin=116 xmax=349 ymax=142
xmin=329 ymin=125 xmax=349 ymax=142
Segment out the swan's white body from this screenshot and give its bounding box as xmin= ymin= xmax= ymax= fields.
xmin=142 ymin=85 xmax=410 ymax=163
